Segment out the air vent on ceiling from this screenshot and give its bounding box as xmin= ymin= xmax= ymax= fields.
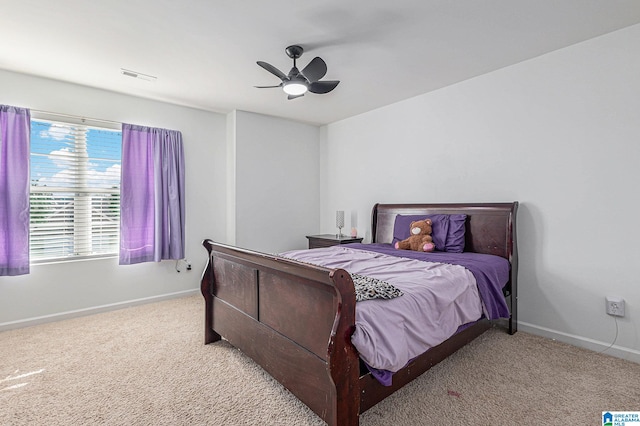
xmin=120 ymin=68 xmax=157 ymax=82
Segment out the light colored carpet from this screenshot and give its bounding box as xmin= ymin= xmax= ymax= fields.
xmin=1 ymin=295 xmax=639 ymax=425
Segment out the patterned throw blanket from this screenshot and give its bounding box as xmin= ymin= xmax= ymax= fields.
xmin=350 ymin=273 xmax=403 ymax=302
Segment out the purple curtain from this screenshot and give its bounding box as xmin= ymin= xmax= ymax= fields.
xmin=119 ymin=124 xmax=185 ymax=265
xmin=0 ymin=105 xmax=31 ymax=276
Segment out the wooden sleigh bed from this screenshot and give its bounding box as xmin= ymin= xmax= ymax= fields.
xmin=201 ymin=202 xmax=518 ymax=425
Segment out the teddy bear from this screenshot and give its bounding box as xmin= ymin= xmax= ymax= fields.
xmin=394 ymin=218 xmax=436 ymax=252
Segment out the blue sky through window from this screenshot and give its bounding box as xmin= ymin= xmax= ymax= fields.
xmin=30 ymin=120 xmax=122 ymax=189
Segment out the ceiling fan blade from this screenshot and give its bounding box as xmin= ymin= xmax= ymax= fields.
xmin=254 ymin=84 xmax=283 ymax=89
xmin=300 ymin=57 xmax=327 ymax=83
xmin=257 ymin=61 xmax=287 ymax=81
xmin=287 ymin=94 xmax=304 ymax=100
xmin=308 ymin=80 xmax=340 ymax=94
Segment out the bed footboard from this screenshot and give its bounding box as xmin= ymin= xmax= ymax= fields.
xmin=201 ymin=239 xmax=361 ymax=426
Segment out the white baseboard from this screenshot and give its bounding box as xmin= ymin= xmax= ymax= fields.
xmin=518 ymin=321 xmax=640 ymax=364
xmin=0 ymin=289 xmax=199 ymax=332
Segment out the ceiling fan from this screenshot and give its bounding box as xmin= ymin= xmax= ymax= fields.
xmin=255 ymin=45 xmax=340 ymax=100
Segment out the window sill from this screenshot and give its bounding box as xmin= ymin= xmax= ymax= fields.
xmin=30 ymin=254 xmax=118 ymax=266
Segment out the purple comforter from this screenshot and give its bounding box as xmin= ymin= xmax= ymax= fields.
xmin=281 ymin=244 xmax=511 ymax=377
xmin=348 ymin=243 xmax=511 ymax=319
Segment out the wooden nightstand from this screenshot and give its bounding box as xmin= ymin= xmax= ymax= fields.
xmin=306 ymin=234 xmax=363 ymax=249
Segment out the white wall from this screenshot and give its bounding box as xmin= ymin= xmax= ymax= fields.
xmin=0 ymin=70 xmax=227 ymax=328
xmin=233 ymin=110 xmax=320 ymax=253
xmin=321 ymin=24 xmax=640 ymax=361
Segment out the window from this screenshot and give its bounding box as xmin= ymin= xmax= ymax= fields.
xmin=29 ymin=114 xmax=122 ymax=262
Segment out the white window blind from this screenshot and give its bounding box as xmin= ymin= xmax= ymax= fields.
xmin=30 ymin=116 xmax=122 ymax=262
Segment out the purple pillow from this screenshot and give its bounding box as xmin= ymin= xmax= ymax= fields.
xmin=391 ymin=214 xmax=467 ymax=253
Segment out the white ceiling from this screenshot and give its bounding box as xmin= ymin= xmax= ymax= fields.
xmin=2 ymin=1 xmax=640 ymax=125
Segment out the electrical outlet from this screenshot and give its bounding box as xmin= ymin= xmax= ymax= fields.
xmin=606 ymin=297 xmax=625 ymax=317
xmin=175 ymin=259 xmax=192 ymax=273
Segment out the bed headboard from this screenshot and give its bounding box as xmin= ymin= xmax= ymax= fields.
xmin=371 ymin=202 xmax=518 ymax=264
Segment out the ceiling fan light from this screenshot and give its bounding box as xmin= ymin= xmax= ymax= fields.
xmin=283 ymin=81 xmax=308 ymax=96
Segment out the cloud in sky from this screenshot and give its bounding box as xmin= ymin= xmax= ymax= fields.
xmin=39 ymin=124 xmax=73 ymax=141
xmin=47 ymin=147 xmax=74 ymax=168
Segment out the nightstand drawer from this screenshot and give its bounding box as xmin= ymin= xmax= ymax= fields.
xmin=306 ymin=234 xmax=363 ymax=249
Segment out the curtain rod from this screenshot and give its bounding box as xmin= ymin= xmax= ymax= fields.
xmin=31 ymin=109 xmax=122 ymax=127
